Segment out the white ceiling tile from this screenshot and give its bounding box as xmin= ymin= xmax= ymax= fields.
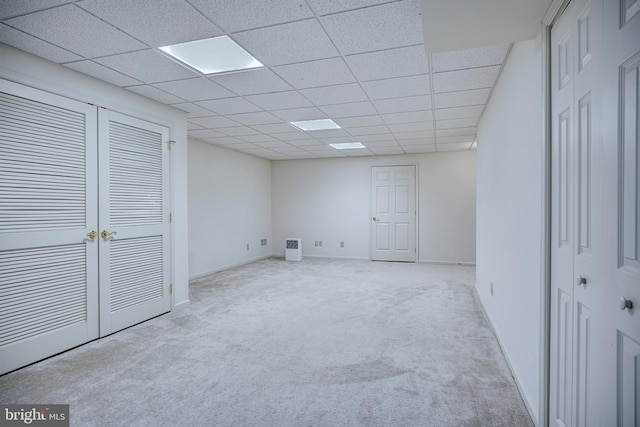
xmin=271 ymin=107 xmax=327 ymax=122
xmin=437 ymin=135 xmax=476 ymax=144
xmin=196 ymin=97 xmax=262 ymax=115
xmin=358 ymin=133 xmax=398 ymax=142
xmin=171 ymin=102 xmax=216 ymax=118
xmin=299 ymin=83 xmax=368 ymax=106
xmin=398 ymin=138 xmax=435 ymax=146
xmin=6 ymin=4 xmax=145 ymax=57
xmin=320 ymin=0 xmax=423 ymax=55
xmin=0 ymin=24 xmax=83 ymax=63
xmin=188 ymin=129 xmax=227 ymax=139
xmin=216 ymin=127 xmax=261 ymax=137
xmin=126 ymin=85 xmax=185 ymax=104
xmin=77 ymin=0 xmax=222 ymax=46
xmin=260 ymin=151 xmax=293 ymax=160
xmin=226 ymin=111 xmax=281 ymax=126
xmin=153 ymin=78 xmax=234 ymax=102
xmin=245 ymin=91 xmax=312 ymax=110
xmin=361 ymin=75 xmax=429 ymax=100
xmin=273 ymin=146 xmax=310 ymax=154
xmin=433 ymin=88 xmax=491 ymax=109
xmin=234 ymin=19 xmax=338 ymax=66
xmin=280 ymin=138 xmax=321 ymax=146
xmin=0 ymin=0 xmax=71 ymax=19
xmin=237 ymin=134 xmax=277 ymax=143
xmin=403 ymin=144 xmax=436 ymax=153
xmin=335 ymin=115 xmax=385 ymax=128
xmin=272 ymin=133 xmax=314 ymax=141
xmin=394 ymin=130 xmax=434 ymax=140
xmin=190 ymin=116 xmax=241 ymax=128
xmin=347 ymin=125 xmax=390 ymax=136
xmin=387 ymin=121 xmax=433 ymax=133
xmin=436 ymin=117 xmax=478 ymax=129
xmin=433 ymin=66 xmax=501 ymax=93
xmin=436 ymin=127 xmax=477 ymax=137
xmin=361 ymin=140 xmax=399 ymax=147
xmin=345 ymin=45 xmax=428 ymax=81
xmin=209 ymin=68 xmax=292 ymax=95
xmin=306 ymin=128 xmax=350 ymax=138
xmin=201 ymin=136 xmax=245 ymax=145
xmin=253 ymin=140 xmax=293 ymax=149
xmin=251 ymin=123 xmax=304 ymax=134
xmin=273 ymin=57 xmax=356 ymax=89
xmin=96 ymin=50 xmax=196 ymax=83
xmin=344 ymin=149 xmax=374 ymax=157
xmin=435 ymin=105 xmax=484 ymax=121
xmin=431 ymin=44 xmax=510 ymax=73
xmin=369 ymin=146 xmax=405 ymax=155
xmin=306 ymin=0 xmax=391 ymax=15
xmin=64 ymin=60 xmax=141 ymax=86
xmin=437 ymin=142 xmax=473 ymax=152
xmin=320 ymin=101 xmax=377 ymax=118
xmin=189 ymin=0 xmax=314 ymax=32
xmin=381 ymin=110 xmax=433 ymax=125
xmin=373 ymin=95 xmax=431 ymax=114
xmin=318 ymin=136 xmax=358 ymax=143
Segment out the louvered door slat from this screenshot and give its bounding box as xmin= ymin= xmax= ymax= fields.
xmin=109 ymin=121 xmax=162 ymax=227
xmin=0 ymin=91 xmax=87 ymax=233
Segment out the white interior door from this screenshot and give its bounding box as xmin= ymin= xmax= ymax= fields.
xmin=98 ymin=110 xmax=171 ymax=336
xmin=0 ymin=80 xmax=99 ymax=375
xmin=371 ymin=165 xmax=416 ymax=262
xmin=550 ymin=0 xmax=603 ymax=425
xmin=600 ymin=2 xmax=640 ymax=425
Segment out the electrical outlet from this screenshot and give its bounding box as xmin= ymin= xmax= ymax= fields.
xmin=340 ymin=241 xmax=344 ymax=248
xmin=314 ymin=241 xmax=318 ymax=247
xmin=490 ymin=282 xmax=494 ymax=296
xmin=319 ymin=241 xmax=323 ymax=247
xmin=246 ymin=243 xmax=250 ymax=251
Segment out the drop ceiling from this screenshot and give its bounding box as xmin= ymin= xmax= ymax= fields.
xmin=0 ymin=0 xmax=546 ymax=160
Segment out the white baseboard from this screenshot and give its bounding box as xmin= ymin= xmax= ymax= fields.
xmin=418 ymin=259 xmax=476 ymax=266
xmin=475 ymin=288 xmax=539 ymax=427
xmin=188 ymin=255 xmax=271 ymax=280
xmin=174 ymin=299 xmax=191 ymax=310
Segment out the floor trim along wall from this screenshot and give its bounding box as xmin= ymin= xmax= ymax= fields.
xmin=476 ymin=293 xmax=539 ymax=427
xmin=189 ymin=255 xmax=273 ymax=281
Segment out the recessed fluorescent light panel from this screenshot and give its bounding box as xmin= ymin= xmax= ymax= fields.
xmin=159 ymin=36 xmax=263 ymax=75
xmin=289 ymin=119 xmax=341 ymax=131
xmin=330 ymin=142 xmax=366 ymax=150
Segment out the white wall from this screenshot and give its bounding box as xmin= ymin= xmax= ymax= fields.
xmin=188 ymin=139 xmax=272 ymax=278
xmin=272 ymin=151 xmax=476 ymax=263
xmin=0 ymin=43 xmax=190 ymax=308
xmin=476 ymin=37 xmax=544 ymax=424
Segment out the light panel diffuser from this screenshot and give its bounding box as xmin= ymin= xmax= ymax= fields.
xmin=289 ymin=119 xmax=340 ymax=131
xmin=160 ymin=36 xmax=263 ymax=75
xmin=330 ymin=142 xmax=366 ymax=150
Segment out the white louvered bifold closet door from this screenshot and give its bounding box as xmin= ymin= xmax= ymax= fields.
xmin=0 ymin=79 xmax=99 ymax=375
xmin=98 ymin=110 xmax=171 ymax=336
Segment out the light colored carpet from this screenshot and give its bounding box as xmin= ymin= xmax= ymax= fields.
xmin=0 ymin=258 xmax=533 ymax=427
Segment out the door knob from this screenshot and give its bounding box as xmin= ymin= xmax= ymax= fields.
xmin=577 ymin=275 xmax=587 ymax=286
xmin=86 ymin=230 xmax=97 ymax=240
xmin=372 ymin=217 xmax=379 ymax=222
xmin=101 ymin=230 xmax=117 ymax=240
xmin=619 ymin=297 xmax=633 ymax=311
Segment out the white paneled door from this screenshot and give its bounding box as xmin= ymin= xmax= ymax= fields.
xmin=0 ymin=80 xmax=99 ymax=375
xmin=550 ymin=1 xmax=640 ymax=425
xmin=98 ymin=110 xmax=171 ymax=336
xmin=371 ymin=165 xmax=416 ymax=262
xmin=0 ymin=81 xmax=172 ymax=375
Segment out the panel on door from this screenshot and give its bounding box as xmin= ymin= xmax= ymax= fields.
xmin=98 ymin=110 xmax=171 ymax=336
xmin=0 ymin=79 xmax=98 ymax=375
xmin=371 ymin=166 xmax=416 ymax=262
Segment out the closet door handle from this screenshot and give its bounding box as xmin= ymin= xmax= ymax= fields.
xmin=101 ymin=230 xmax=117 ymax=240
xmin=86 ymin=230 xmax=97 ymax=240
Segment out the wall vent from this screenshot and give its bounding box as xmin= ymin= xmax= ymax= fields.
xmin=285 ymin=238 xmax=302 ymax=262
xmin=261 ymin=239 xmax=268 ymax=247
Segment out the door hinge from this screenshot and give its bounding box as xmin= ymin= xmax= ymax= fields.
xmin=167 ymin=140 xmax=175 ymax=150
xmin=169 ymin=213 xmax=173 ymax=222
xmin=169 ymin=283 xmax=173 ymax=294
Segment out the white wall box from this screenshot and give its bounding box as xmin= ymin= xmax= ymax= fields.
xmin=285 ymin=238 xmax=302 ymax=262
